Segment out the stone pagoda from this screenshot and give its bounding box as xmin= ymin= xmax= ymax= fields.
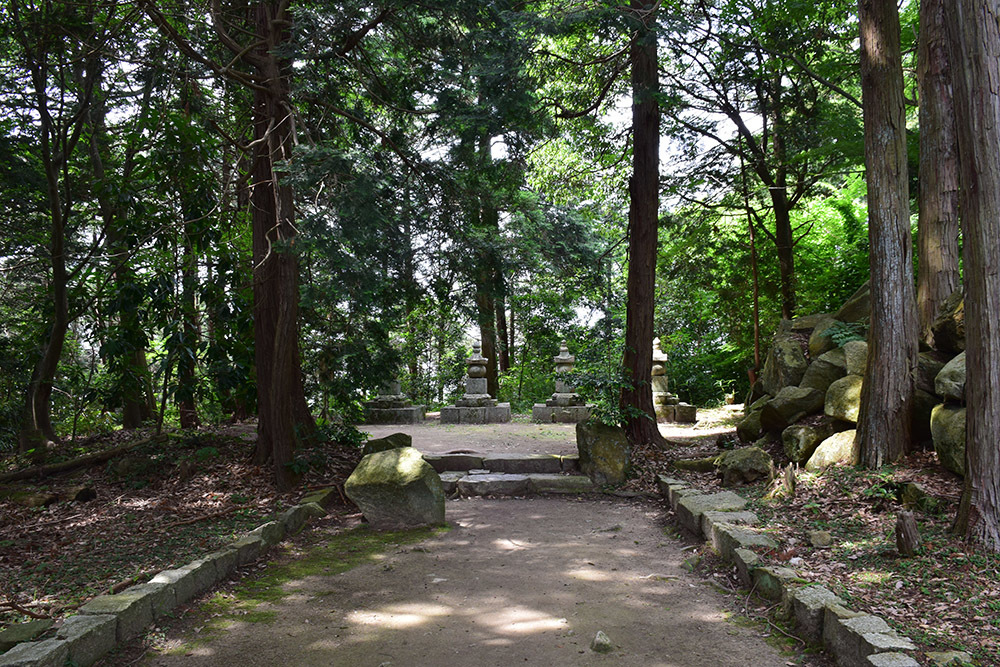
xmin=440 ymin=341 xmax=511 ymax=424
xmin=532 ymin=341 xmax=593 ymax=423
xmin=363 ymin=378 xmax=426 ymax=424
xmin=651 ymin=337 xmax=696 ymax=423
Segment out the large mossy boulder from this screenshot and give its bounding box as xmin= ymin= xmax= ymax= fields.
xmin=344 ymin=447 xmax=445 ymax=529
xmin=912 ymin=389 xmax=939 ymax=446
xmin=791 ymin=313 xmax=833 ymax=331
xmin=805 ymin=430 xmax=857 ymax=471
xmin=934 ymin=351 xmax=966 ymax=402
xmin=930 ymin=289 xmax=965 ymax=354
xmin=843 ymin=340 xmax=868 ymax=376
xmin=760 ymin=386 xmax=824 ymax=433
xmin=808 ymin=317 xmax=842 ymax=359
xmin=916 ymin=352 xmax=948 ymax=394
xmin=576 ymin=421 xmax=631 ymax=486
xmin=834 ymin=281 xmax=871 ymax=324
xmin=799 ymin=347 xmax=847 ymax=393
xmin=825 ymin=375 xmax=863 ymax=424
xmin=761 ymin=337 xmax=809 ymax=396
xmin=931 ymin=404 xmax=966 ymax=476
xmin=715 ymin=446 xmax=774 ymax=486
xmin=782 ymin=417 xmax=843 ymax=464
xmin=361 ymin=432 xmax=413 ymax=457
xmin=736 ymin=394 xmax=771 ymax=442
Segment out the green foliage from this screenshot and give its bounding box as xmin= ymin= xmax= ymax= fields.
xmin=829 ymin=321 xmax=868 ymax=347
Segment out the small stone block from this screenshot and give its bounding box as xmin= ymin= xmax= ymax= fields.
xmin=669 ymin=485 xmax=699 ymax=509
xmin=560 ymin=455 xmax=580 ymax=473
xmin=656 ymin=474 xmax=686 ymax=498
xmin=700 ymin=510 xmax=758 ymax=539
xmin=0 ymin=638 xmax=68 ymax=667
xmin=732 ymin=548 xmax=759 ymax=587
xmin=788 ymin=585 xmax=842 ymax=644
xmin=867 ymin=654 xmax=920 ymax=667
xmin=125 ymin=582 xmax=175 ymax=620
xmin=56 ymin=614 xmax=116 ymax=667
xmin=278 ymin=504 xmax=319 ymax=534
xmin=712 ymin=523 xmax=778 ymax=560
xmin=149 ymin=558 xmax=218 ymax=605
xmin=527 ymin=474 xmax=595 ymax=494
xmin=300 ymin=487 xmax=339 ymax=509
xmin=676 ymin=491 xmax=748 ymax=536
xmin=422 ymin=454 xmax=485 ymax=472
xmin=926 ymin=650 xmax=974 ymax=666
xmin=438 ymin=471 xmax=465 ymax=493
xmin=78 ymin=589 xmax=153 ymax=643
xmin=0 ymin=620 xmax=53 ymax=652
xmin=248 ymin=520 xmax=286 ymax=546
xmin=674 ymin=404 xmax=698 ymax=423
xmin=824 ymin=612 xmax=915 ymax=667
xmin=456 ymin=473 xmax=530 ymax=496
xmin=205 ymin=548 xmax=239 ymax=582
xmin=482 ymin=453 xmax=563 ymax=474
xmin=229 ymin=535 xmax=265 ymax=566
xmin=752 ymin=566 xmax=805 ymax=601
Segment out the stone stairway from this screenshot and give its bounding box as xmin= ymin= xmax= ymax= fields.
xmin=422 ymin=452 xmax=596 ymax=496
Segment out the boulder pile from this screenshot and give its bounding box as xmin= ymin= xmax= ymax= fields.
xmin=737 ymin=282 xmax=966 ymax=474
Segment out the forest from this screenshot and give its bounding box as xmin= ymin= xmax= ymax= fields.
xmin=1 ymin=0 xmax=999 ymax=553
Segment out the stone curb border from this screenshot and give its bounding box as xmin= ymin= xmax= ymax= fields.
xmin=0 ymin=488 xmax=342 ymax=667
xmin=657 ymin=474 xmax=923 ymax=667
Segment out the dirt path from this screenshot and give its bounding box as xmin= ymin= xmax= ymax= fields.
xmin=141 ymin=496 xmax=799 ymax=667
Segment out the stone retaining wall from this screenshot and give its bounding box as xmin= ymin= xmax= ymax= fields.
xmin=0 ymin=489 xmax=339 ymax=667
xmin=657 ymin=474 xmax=922 ymax=667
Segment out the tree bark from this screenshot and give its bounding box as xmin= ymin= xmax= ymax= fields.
xmin=947 ymin=0 xmax=1000 ymax=552
xmin=178 ymin=223 xmax=200 ymax=429
xmin=620 ymin=0 xmax=667 ymax=448
xmin=854 ymin=0 xmax=919 ymax=468
xmin=916 ymin=0 xmax=961 ymax=345
xmin=247 ymin=1 xmax=316 ymax=489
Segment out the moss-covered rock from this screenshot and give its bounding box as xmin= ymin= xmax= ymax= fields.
xmin=808 ymin=316 xmax=842 ymax=359
xmin=934 ymin=351 xmax=966 ymax=402
xmin=361 ymin=432 xmax=413 ymax=457
xmin=782 ymin=417 xmax=842 ymax=464
xmin=576 ymin=421 xmax=630 ymax=486
xmin=760 ymin=386 xmax=824 ymax=432
xmin=799 ymin=347 xmax=847 ymax=393
xmin=344 ymin=447 xmax=445 ymax=529
xmin=825 ymin=374 xmax=863 ymax=424
xmin=931 ymin=404 xmax=966 ymax=477
xmin=805 ymin=430 xmax=857 ymax=470
xmin=843 ymin=340 xmax=868 ymax=376
xmin=834 ymin=281 xmax=870 ymax=323
xmin=761 ymin=337 xmax=809 ymax=396
xmin=714 ymin=446 xmax=773 ymax=486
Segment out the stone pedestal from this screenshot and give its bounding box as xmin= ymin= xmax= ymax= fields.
xmin=363 ymin=380 xmax=426 ymax=424
xmin=532 ymin=342 xmax=594 ymax=423
xmin=440 ymin=342 xmax=510 ymax=424
xmin=651 ymin=337 xmax=696 ymax=423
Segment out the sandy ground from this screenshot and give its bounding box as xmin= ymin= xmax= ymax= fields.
xmin=362 ymin=406 xmax=744 ymax=456
xmin=144 ymin=497 xmax=798 ymax=667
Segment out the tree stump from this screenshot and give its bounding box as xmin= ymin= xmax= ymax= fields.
xmin=896 ymin=510 xmax=921 ymax=557
xmin=783 ymin=464 xmax=797 ymax=497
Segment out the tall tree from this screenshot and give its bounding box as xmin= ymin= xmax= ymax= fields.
xmin=854 ymin=0 xmax=918 ymax=468
xmin=916 ymin=0 xmax=960 ymax=344
xmin=947 ymin=0 xmax=1000 ymax=552
xmin=620 ymin=0 xmax=666 ymax=447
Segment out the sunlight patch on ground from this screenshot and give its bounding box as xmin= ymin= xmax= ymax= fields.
xmin=478 ymin=606 xmax=569 ymax=635
xmin=565 ymin=567 xmax=609 ymax=581
xmin=492 ymin=537 xmax=531 ymax=551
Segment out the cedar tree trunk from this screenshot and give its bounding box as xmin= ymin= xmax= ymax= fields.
xmin=249 ymin=1 xmax=316 ymax=489
xmin=620 ymin=0 xmax=667 ymax=447
xmin=916 ymin=0 xmax=961 ymax=344
xmin=854 ymin=0 xmax=919 ymax=468
xmin=947 ymin=0 xmax=1000 ymax=551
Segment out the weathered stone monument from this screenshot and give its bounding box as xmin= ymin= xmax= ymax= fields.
xmin=651 ymin=337 xmax=697 ymax=423
xmin=532 ymin=341 xmax=593 ymax=423
xmin=440 ymin=341 xmax=511 ymax=424
xmin=363 ymin=379 xmax=425 ymax=424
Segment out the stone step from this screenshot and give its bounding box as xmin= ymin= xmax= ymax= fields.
xmin=439 ymin=471 xmax=595 ymax=496
xmin=424 ymin=453 xmax=579 ymax=474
